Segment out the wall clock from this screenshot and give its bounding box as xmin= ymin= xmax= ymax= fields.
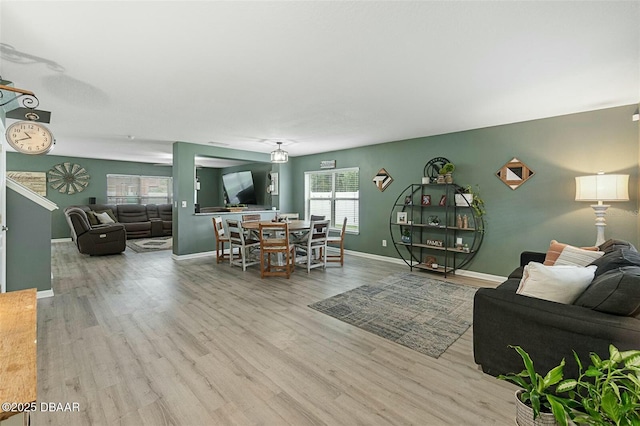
xmin=47 ymin=162 xmax=91 ymax=194
xmin=5 ymin=120 xmax=55 ymax=155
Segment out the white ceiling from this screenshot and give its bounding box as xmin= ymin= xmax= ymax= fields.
xmin=1 ymin=1 xmax=639 ymax=167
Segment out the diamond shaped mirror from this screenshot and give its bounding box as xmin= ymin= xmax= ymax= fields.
xmin=496 ymin=157 xmax=534 ymax=190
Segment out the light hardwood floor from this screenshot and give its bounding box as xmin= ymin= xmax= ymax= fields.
xmin=32 ymin=242 xmax=517 ymax=425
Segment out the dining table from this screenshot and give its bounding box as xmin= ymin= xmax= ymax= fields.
xmin=241 ymin=219 xmax=311 ymax=233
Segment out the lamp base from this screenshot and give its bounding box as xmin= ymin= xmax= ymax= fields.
xmin=591 ymin=204 xmax=610 ymax=247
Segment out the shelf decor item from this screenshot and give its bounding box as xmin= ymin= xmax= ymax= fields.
xmin=404 ymin=195 xmax=413 ymax=205
xmin=439 ymin=162 xmax=455 ymax=184
xmin=423 ymin=157 xmax=451 ymax=183
xmin=421 ymin=194 xmax=431 ymax=206
xmin=426 ymin=239 xmax=444 ymax=248
xmin=439 ymin=195 xmax=447 ymax=206
xmin=397 ymin=211 xmax=407 ymax=224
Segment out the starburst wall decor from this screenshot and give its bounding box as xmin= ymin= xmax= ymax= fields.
xmin=47 ymin=162 xmax=90 ymax=194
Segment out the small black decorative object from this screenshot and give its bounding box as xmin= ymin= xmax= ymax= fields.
xmin=424 ymin=157 xmax=451 ymax=183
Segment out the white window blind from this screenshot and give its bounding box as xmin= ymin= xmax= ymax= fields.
xmin=305 ymin=167 xmax=359 ymax=232
xmin=106 ymin=174 xmax=173 ymax=205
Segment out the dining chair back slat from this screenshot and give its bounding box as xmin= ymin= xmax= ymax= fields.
xmin=212 ymin=216 xmax=233 ymax=263
xmin=295 ymin=220 xmax=329 ymax=273
xmin=259 ymin=222 xmax=295 ymax=278
xmin=227 ymin=219 xmax=260 ymax=271
xmin=326 ymin=217 xmax=347 ymax=266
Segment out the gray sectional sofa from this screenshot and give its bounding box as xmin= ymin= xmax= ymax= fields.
xmin=66 ymin=203 xmax=172 ymax=240
xmin=473 ymin=239 xmax=640 ymax=379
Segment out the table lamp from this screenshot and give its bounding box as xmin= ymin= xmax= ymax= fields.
xmin=575 ymin=172 xmax=629 ymax=246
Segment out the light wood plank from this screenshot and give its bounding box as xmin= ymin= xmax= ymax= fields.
xmin=31 ymin=242 xmax=515 ymax=425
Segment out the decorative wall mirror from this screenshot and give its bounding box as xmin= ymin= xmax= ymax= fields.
xmin=373 ymin=168 xmax=393 ymax=192
xmin=496 ymin=157 xmax=534 ymax=190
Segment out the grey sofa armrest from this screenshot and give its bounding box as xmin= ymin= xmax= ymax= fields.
xmin=520 ymin=251 xmax=545 ymax=266
xmin=473 ymin=287 xmax=640 ymax=378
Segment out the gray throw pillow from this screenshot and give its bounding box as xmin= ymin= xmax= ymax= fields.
xmin=588 ymin=248 xmax=640 ymax=277
xmin=573 ymin=266 xmax=640 ymax=317
xmin=598 ymin=239 xmax=637 ymax=254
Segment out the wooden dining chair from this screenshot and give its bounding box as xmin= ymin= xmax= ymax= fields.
xmin=279 ymin=213 xmax=299 ymax=220
xmin=326 ymin=217 xmax=347 ymax=266
xmin=241 ymin=214 xmax=262 ymax=239
xmin=309 ymin=214 xmax=325 ymax=221
xmin=227 ymin=219 xmax=260 ymax=271
xmin=258 ymin=222 xmax=295 ymax=278
xmin=241 ymin=214 xmax=261 ymax=222
xmin=295 ymin=220 xmax=329 ymax=273
xmin=212 ymin=216 xmax=233 ymax=264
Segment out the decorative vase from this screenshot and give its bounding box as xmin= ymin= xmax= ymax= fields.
xmin=401 ymin=235 xmax=411 ymax=243
xmin=444 ymin=173 xmax=453 ymax=184
xmin=437 ymin=174 xmax=446 ymax=184
xmin=514 ymin=390 xmax=559 ymax=426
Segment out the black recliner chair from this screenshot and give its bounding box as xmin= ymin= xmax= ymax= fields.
xmin=64 ymin=207 xmax=126 ymax=255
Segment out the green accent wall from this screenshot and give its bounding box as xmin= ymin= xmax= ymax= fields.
xmin=6 ymin=188 xmax=52 ymax=292
xmin=290 ymin=104 xmax=639 ymax=277
xmin=6 ymin=154 xmax=172 ymax=239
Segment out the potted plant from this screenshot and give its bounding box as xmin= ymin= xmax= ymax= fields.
xmin=499 ymin=344 xmax=640 ymax=426
xmin=556 ymin=345 xmax=640 ymax=425
xmin=438 ymin=163 xmax=455 ymax=184
xmin=457 ymin=184 xmax=486 ymax=218
xmin=401 ymin=228 xmax=411 ymax=243
xmin=498 ymin=346 xmax=572 ymax=426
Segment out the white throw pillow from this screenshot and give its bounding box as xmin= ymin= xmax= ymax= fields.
xmin=516 ymin=262 xmax=597 ymax=304
xmin=95 ymin=211 xmax=115 ymax=224
xmin=554 ymin=244 xmax=604 ymax=267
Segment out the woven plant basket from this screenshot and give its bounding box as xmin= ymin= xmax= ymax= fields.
xmin=514 ymin=390 xmax=558 ymax=426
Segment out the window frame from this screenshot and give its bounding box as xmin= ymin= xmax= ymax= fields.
xmin=304 ymin=167 xmax=359 ymax=234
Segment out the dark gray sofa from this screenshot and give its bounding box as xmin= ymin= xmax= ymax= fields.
xmin=473 ymin=239 xmax=640 ymax=379
xmin=67 ymin=203 xmax=172 ymax=239
xmin=64 ymin=207 xmax=127 ymax=255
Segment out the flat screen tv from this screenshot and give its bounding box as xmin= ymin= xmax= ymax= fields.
xmin=222 ymin=171 xmax=257 ymax=205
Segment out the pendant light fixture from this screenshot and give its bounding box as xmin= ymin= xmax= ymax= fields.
xmin=270 ymin=141 xmax=288 ymax=163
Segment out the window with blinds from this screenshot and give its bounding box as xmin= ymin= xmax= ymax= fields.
xmin=305 ymin=167 xmax=359 ymax=232
xmin=106 ymin=174 xmax=173 ymax=205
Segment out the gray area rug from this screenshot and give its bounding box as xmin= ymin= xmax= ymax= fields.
xmin=126 ymin=236 xmax=172 ymax=253
xmin=309 ymin=272 xmax=478 ymax=358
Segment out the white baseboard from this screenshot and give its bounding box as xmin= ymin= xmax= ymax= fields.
xmin=343 ymin=249 xmax=505 ymax=282
xmin=172 ymin=250 xmax=216 ymax=261
xmin=169 ymin=245 xmax=506 ymax=283
xmin=37 ymin=289 xmax=54 ymax=298
xmin=455 ymin=269 xmax=506 ymax=283
xmin=52 ymin=238 xmax=72 ymax=243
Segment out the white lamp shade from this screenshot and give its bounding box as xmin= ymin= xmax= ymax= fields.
xmin=575 ymin=174 xmax=629 ymax=202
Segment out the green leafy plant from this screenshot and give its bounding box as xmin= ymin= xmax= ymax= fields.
xmin=556 ymin=345 xmax=640 ymax=425
xmin=439 ymin=162 xmax=455 ymax=174
xmin=462 ymin=184 xmax=486 ymax=217
xmin=498 ymin=345 xmax=572 ymax=426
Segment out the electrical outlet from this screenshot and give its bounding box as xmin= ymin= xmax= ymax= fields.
xmin=181 ymin=201 xmax=187 ymax=208
xmin=382 ymin=239 xmax=387 ymax=247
